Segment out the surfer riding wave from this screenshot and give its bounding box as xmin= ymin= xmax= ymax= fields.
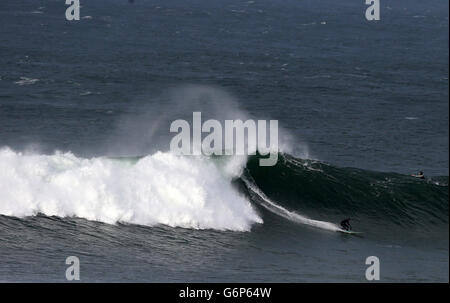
xmin=340 ymin=218 xmax=352 ymax=231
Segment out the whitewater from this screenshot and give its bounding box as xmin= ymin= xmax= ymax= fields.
xmin=0 ymin=147 xmax=262 ymax=231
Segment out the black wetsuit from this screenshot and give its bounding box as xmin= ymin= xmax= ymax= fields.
xmin=413 ymin=172 xmax=425 ymax=179
xmin=340 ymin=218 xmax=352 ymax=231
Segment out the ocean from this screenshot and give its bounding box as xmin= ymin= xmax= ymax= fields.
xmin=0 ymin=0 xmax=448 ymax=282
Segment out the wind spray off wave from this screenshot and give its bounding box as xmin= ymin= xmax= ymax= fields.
xmin=0 ymin=148 xmax=262 ymax=231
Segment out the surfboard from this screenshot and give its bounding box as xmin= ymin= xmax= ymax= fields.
xmin=337 ymin=229 xmax=363 ymax=235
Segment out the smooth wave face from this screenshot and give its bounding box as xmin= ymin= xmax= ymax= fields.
xmin=245 ymin=154 xmax=449 ymax=229
xmin=242 ymin=174 xmax=342 ymax=232
xmin=0 ymin=148 xmax=261 ymax=231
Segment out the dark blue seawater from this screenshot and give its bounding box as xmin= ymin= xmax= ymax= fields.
xmin=0 ymin=0 xmax=448 ymax=282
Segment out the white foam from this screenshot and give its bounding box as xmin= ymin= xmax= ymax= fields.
xmin=0 ymin=147 xmax=261 ymax=231
xmin=14 ymin=77 xmax=39 ymax=86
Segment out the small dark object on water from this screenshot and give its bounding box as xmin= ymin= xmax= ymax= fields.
xmin=340 ymin=218 xmax=352 ymax=231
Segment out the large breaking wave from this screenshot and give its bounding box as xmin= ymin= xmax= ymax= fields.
xmin=0 ymin=147 xmax=448 ymax=232
xmin=0 ymin=147 xmax=261 ymax=231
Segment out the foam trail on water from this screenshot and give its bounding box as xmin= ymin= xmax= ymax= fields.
xmin=242 ymin=175 xmax=341 ymax=232
xmin=0 ymin=147 xmax=262 ymax=231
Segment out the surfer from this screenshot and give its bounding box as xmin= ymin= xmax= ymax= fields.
xmin=340 ymin=218 xmax=352 ymax=231
xmin=411 ymin=171 xmax=425 ymax=179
